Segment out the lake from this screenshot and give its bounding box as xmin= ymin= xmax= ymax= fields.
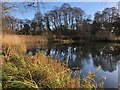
xmin=27 ymin=42 xmax=120 ymax=88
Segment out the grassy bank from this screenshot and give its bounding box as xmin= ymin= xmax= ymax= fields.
xmin=2 ymin=34 xmax=104 ymax=89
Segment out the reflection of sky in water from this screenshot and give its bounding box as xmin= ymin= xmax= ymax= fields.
xmin=80 ymin=55 xmax=118 ymax=88
xmin=27 ymin=43 xmax=120 ymax=88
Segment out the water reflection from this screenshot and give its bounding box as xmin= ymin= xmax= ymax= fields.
xmin=91 ymin=43 xmax=120 ymax=72
xmin=27 ymin=43 xmax=120 ymax=88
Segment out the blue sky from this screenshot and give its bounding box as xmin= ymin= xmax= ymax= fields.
xmin=10 ymin=2 xmax=117 ymax=20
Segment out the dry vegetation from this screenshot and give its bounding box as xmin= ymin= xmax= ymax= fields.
xmin=2 ymin=34 xmax=48 ymax=51
xmin=2 ymin=34 xmax=104 ymax=89
xmin=2 ymin=34 xmax=48 ymax=45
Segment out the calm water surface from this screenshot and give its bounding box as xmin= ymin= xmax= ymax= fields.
xmin=27 ymin=42 xmax=120 ymax=88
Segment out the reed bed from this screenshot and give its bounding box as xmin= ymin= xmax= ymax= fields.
xmin=2 ymin=34 xmax=48 ymax=51
xmin=2 ymin=34 xmax=48 ymax=45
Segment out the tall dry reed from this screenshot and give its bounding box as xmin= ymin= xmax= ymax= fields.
xmin=2 ymin=34 xmax=48 ymax=51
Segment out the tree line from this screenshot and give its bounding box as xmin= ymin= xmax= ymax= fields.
xmin=2 ymin=3 xmax=120 ymax=37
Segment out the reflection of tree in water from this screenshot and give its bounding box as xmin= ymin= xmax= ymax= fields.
xmin=91 ymin=43 xmax=120 ymax=72
xmin=68 ymin=45 xmax=91 ymax=70
xmin=93 ymin=54 xmax=117 ymax=72
xmin=45 ymin=44 xmax=91 ymax=70
xmin=27 ymin=43 xmax=120 ymax=73
xmin=68 ymin=47 xmax=84 ymax=70
xmin=26 ymin=44 xmax=90 ymax=70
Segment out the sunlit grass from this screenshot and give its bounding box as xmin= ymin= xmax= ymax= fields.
xmin=2 ymin=35 xmax=105 ymax=89
xmin=2 ymin=45 xmax=80 ymax=88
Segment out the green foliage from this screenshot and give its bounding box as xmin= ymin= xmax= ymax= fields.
xmin=4 ymin=81 xmax=38 ymax=89
xmin=3 ymin=63 xmax=18 ymax=76
xmin=10 ymin=53 xmax=22 ymax=62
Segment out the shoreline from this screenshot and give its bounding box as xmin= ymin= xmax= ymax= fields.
xmin=2 ymin=34 xmax=104 ymax=89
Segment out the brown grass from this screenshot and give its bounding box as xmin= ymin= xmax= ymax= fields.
xmin=2 ymin=34 xmax=48 ymax=51
xmin=2 ymin=44 xmax=82 ymax=88
xmin=27 ymin=52 xmax=81 ymax=88
xmin=2 ymin=34 xmax=81 ymax=88
xmin=2 ymin=34 xmax=103 ymax=89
